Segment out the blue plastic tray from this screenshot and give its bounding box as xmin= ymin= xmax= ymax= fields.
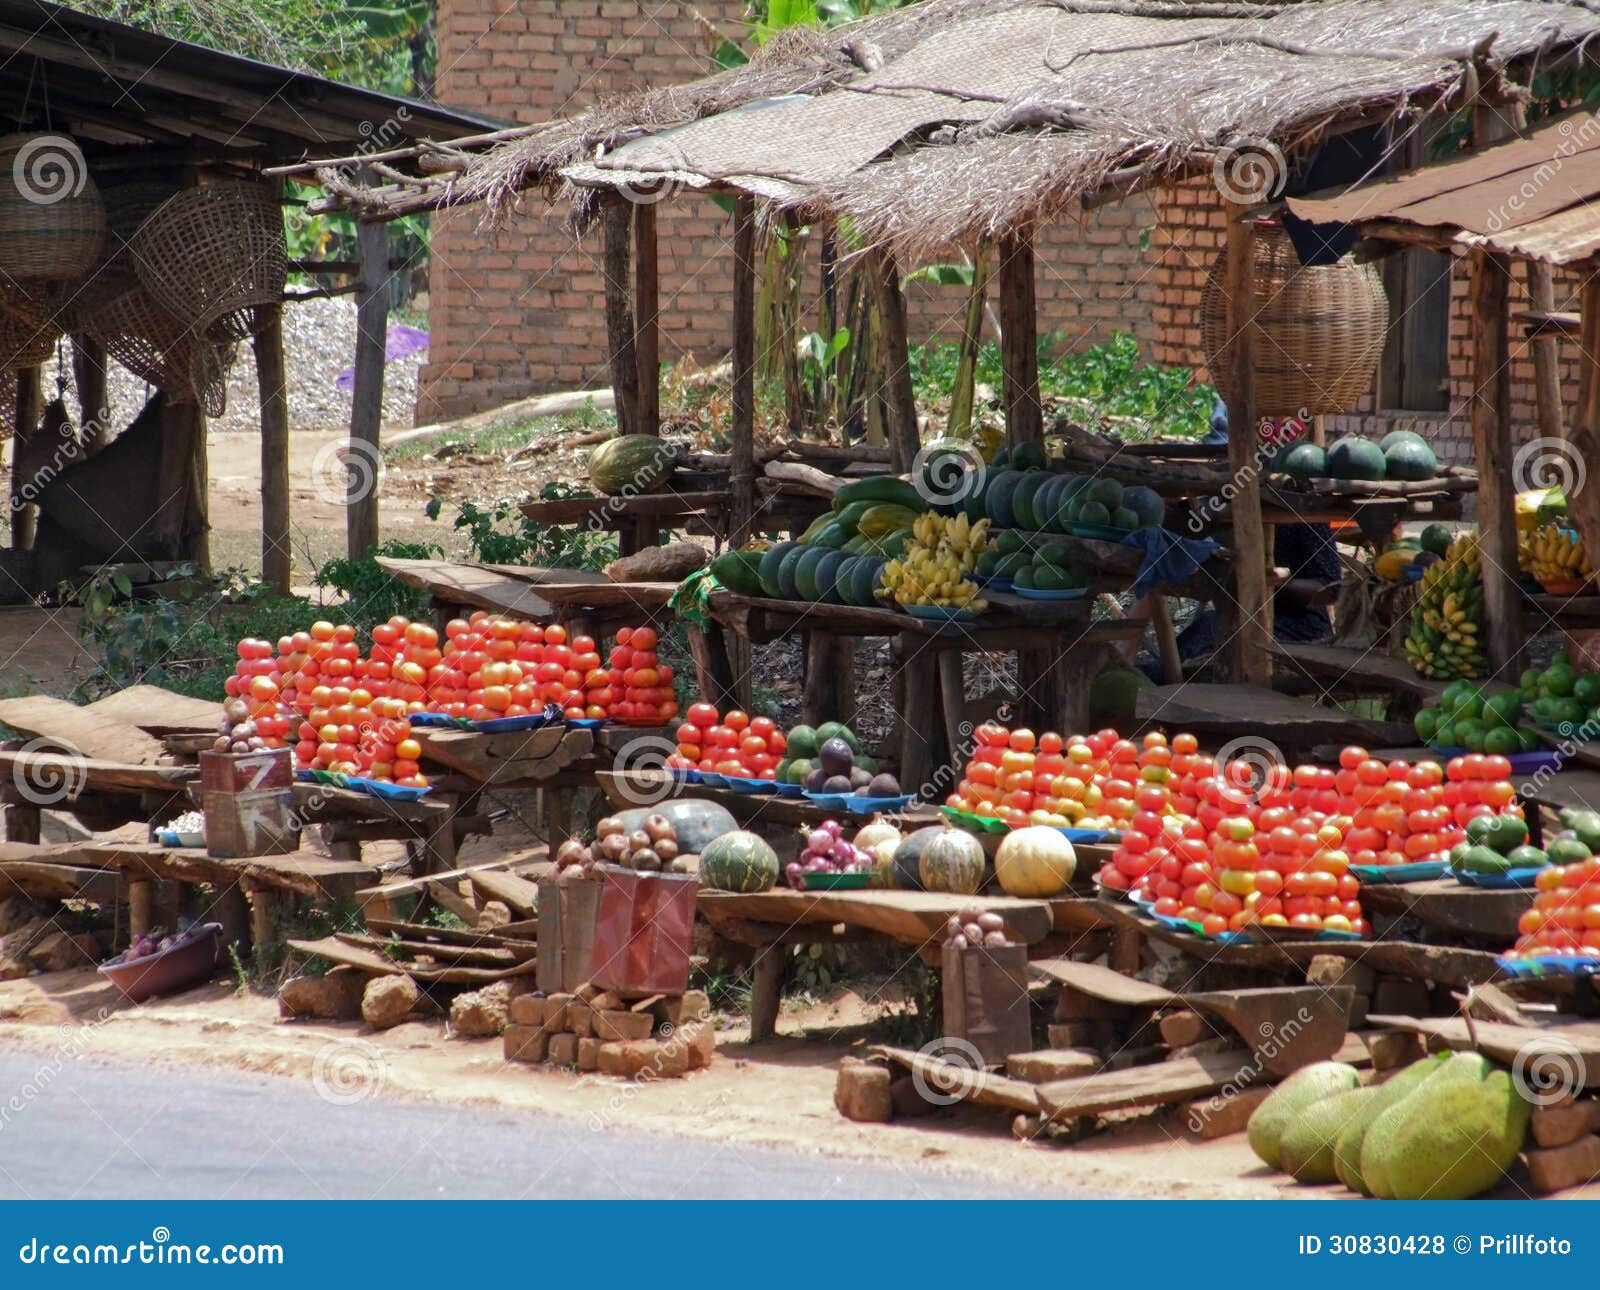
xmin=1350 ymin=860 xmax=1448 ymax=884
xmin=1013 ymin=586 xmax=1088 ymax=601
xmin=667 ymin=767 xmax=700 ymax=784
xmin=294 ymin=769 xmax=431 ymax=801
xmin=698 ymin=772 xmax=730 ymax=789
xmin=968 ymin=575 xmax=1013 ymax=591
xmin=474 ymin=706 xmax=564 ymax=734
xmin=1426 ymin=745 xmax=1562 ymax=775
xmin=774 ymin=781 xmax=805 ymax=799
xmin=1497 ymin=953 xmax=1600 ymax=979
xmin=565 ymin=717 xmax=608 ymax=730
xmin=803 ymin=791 xmax=916 ymax=815
xmin=904 ymin=604 xmax=981 ymax=622
xmin=720 ymin=775 xmax=778 ymax=795
xmin=1070 ymin=522 xmax=1134 ymax=542
xmin=1058 ymin=827 xmax=1120 ymax=844
xmin=1452 ymin=866 xmax=1546 ymax=889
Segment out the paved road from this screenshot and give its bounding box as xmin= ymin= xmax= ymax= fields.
xmin=0 ymin=1050 xmax=1104 ymax=1200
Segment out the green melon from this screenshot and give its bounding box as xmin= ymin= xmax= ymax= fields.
xmin=588 ymin=435 xmax=678 ymax=495
xmin=757 ymin=541 xmax=799 ymax=598
xmin=792 ymin=547 xmax=830 ymax=601
xmin=709 ymin=549 xmax=765 ymax=596
xmin=1078 ymin=499 xmax=1112 ymax=526
xmin=1278 ymin=441 xmax=1327 ymax=481
xmin=776 ymin=545 xmax=809 ymax=599
xmin=1420 ymin=523 xmax=1452 ymax=556
xmin=831 ymin=556 xmax=861 ymax=605
xmin=812 ymin=550 xmax=850 ymax=603
xmin=1122 ymin=486 xmax=1166 ymax=530
xmin=1327 ymin=436 xmax=1387 ymax=482
xmin=807 ymin=521 xmax=850 ymax=550
xmin=699 ymin=830 xmax=780 ymax=892
xmin=786 ymin=725 xmax=820 ymax=759
xmin=1380 ymin=429 xmax=1429 ymax=454
xmin=1011 ymin=473 xmax=1052 ymax=531
xmin=1086 ymin=477 xmax=1124 ymax=510
xmin=983 ymin=470 xmax=1027 ymax=527
xmin=1033 ymin=476 xmax=1069 ymax=532
xmin=1010 ymin=442 xmax=1047 ymax=471
xmin=1111 ymin=506 xmax=1139 ymax=531
xmin=1384 ymin=436 xmax=1438 ymax=482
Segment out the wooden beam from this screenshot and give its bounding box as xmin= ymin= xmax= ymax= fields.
xmin=346 ymin=199 xmax=389 ymax=561
xmin=1220 ymin=206 xmax=1271 ymax=684
xmin=9 ymin=366 xmax=39 ymax=551
xmin=71 ymin=335 xmax=110 ymax=449
xmin=601 ymin=197 xmax=639 ymax=439
xmin=730 ymin=196 xmax=758 ymax=548
xmin=1570 ymin=276 xmax=1600 ymax=593
xmin=255 ymin=304 xmax=291 ymax=594
xmin=998 ymin=229 xmax=1042 ymax=448
xmin=633 ymin=202 xmax=660 ymax=438
xmin=871 ymin=250 xmax=921 ymax=472
xmin=1469 ymin=247 xmax=1521 ymax=678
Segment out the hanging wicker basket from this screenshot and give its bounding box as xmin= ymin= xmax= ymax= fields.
xmin=96 ymin=180 xmax=179 ymax=288
xmin=0 ymin=369 xmax=15 ymax=444
xmin=133 ymin=180 xmax=286 ymax=343
xmin=1200 ymin=222 xmax=1389 ymax=418
xmin=0 ymin=133 xmax=107 ymax=281
xmin=81 ymin=283 xmax=233 ymax=415
xmin=0 ymin=296 xmax=60 ymax=369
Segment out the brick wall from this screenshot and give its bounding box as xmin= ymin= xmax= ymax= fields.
xmin=422 ymin=0 xmax=1162 ymax=423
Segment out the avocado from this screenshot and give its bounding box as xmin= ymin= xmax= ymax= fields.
xmin=1561 ymin=808 xmax=1600 ymax=853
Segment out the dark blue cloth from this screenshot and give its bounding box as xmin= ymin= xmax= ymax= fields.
xmin=1121 ymin=527 xmax=1221 ymax=599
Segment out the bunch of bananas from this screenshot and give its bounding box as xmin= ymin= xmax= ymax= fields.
xmin=1519 ymin=522 xmax=1593 ymax=587
xmin=879 ymin=513 xmax=994 ymax=611
xmin=1403 ymin=531 xmax=1486 ymax=679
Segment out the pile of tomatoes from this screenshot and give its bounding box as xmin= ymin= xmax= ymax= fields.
xmin=668 ymin=704 xmax=786 ymax=779
xmin=1508 ymin=856 xmax=1600 ymax=961
xmin=427 ymin=615 xmax=602 ymax=720
xmin=1330 ymin=747 xmax=1519 ymax=868
xmin=608 ymin=627 xmax=680 ymax=726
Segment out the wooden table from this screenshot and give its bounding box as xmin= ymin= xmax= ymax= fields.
xmin=1136 ymin=682 xmax=1416 ymax=759
xmin=518 ymin=480 xmax=828 ymax=556
xmin=1357 ymin=876 xmax=1531 ymax=945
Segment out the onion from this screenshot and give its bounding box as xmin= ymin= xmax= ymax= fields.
xmin=945 ymin=916 xmax=962 ymax=938
xmin=962 ymin=922 xmax=984 ymax=943
xmin=655 ymin=837 xmax=679 ymax=862
xmin=644 ymin=814 xmax=675 ymax=844
xmin=213 ymin=736 xmax=231 ymax=752
xmin=977 ymin=912 xmax=1004 ymax=933
xmin=627 ymin=830 xmax=652 ymax=854
xmin=633 ymin=848 xmax=661 ymax=871
xmin=950 ymin=934 xmax=969 ymax=950
xmin=596 ymin=816 xmax=624 ymax=839
xmin=807 ymin=828 xmax=833 ymax=854
xmin=821 ymin=818 xmax=843 ymax=840
xmin=983 ymin=930 xmax=1009 ymax=946
xmin=601 ymin=832 xmax=629 ymax=861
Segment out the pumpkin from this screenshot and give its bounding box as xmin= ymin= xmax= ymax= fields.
xmin=890 ymin=825 xmax=944 ymax=890
xmin=918 ymin=826 xmax=987 ymax=895
xmin=698 ymin=830 xmax=780 ymax=892
xmin=994 ymin=826 xmax=1077 ymax=897
xmin=613 ymin=799 xmax=735 ymax=854
xmin=589 ymin=434 xmax=678 ymax=496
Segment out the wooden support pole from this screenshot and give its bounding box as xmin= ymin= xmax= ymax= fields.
xmin=255 ymin=304 xmax=292 ymax=594
xmin=347 ymin=206 xmax=389 ymax=561
xmin=10 ymin=365 xmax=39 ymax=550
xmin=749 ymin=942 xmax=784 ymax=1042
xmin=1570 ymin=276 xmax=1600 ymax=578
xmin=633 ymin=202 xmax=660 ymax=438
xmin=871 ymin=250 xmax=921 ymax=472
xmin=187 ymin=399 xmax=211 ymax=571
xmin=1220 ymin=206 xmax=1271 ymax=684
xmin=1469 ymin=247 xmax=1521 ymax=678
xmin=71 ymin=334 xmax=110 ymax=448
xmin=602 ymin=198 xmax=639 ymax=440
xmin=998 ymin=229 xmax=1043 ymax=448
xmin=730 ymin=195 xmax=758 ymax=548
xmin=1527 ymin=259 xmax=1566 ymax=440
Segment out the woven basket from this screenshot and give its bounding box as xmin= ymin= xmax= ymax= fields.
xmin=0 ymin=296 xmax=59 ymax=369
xmin=95 ymin=181 xmax=179 ymax=288
xmin=133 ymin=181 xmax=286 ymax=343
xmin=82 ymin=283 xmax=233 ymax=414
xmin=1200 ymin=223 xmax=1389 ymax=418
xmin=0 ymin=134 xmax=107 ymax=281
xmin=0 ymin=369 xmax=14 ymax=444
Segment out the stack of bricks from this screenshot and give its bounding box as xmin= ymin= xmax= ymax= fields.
xmin=503 ymin=985 xmax=715 ymax=1078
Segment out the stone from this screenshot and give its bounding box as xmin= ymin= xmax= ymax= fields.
xmin=1181 ymin=1084 xmax=1273 ymax=1139
xmin=577 ymin=1036 xmax=601 ymax=1071
xmin=26 ymin=931 xmax=100 ymax=972
xmin=1372 ymin=978 xmax=1431 ymax=1018
xmin=477 ymin=900 xmax=512 ymax=930
xmin=278 ymin=970 xmax=364 ymax=1020
xmin=1368 ymin=1029 xmax=1426 ymax=1071
xmin=362 ymin=974 xmax=420 ymax=1030
xmin=677 ymin=1021 xmax=716 ymax=1070
xmin=504 ymin=1025 xmax=549 ymax=1064
xmin=0 ymin=895 xmax=49 ymax=936
xmin=834 ymin=1057 xmax=892 ymax=1123
xmin=548 ymin=1033 xmax=579 ymax=1066
xmin=654 ymin=989 xmax=710 ymax=1025
xmin=544 ymin=992 xmax=574 ymax=1032
xmin=509 ymin=994 xmax=548 ymax=1027
xmin=605 ymin=541 xmax=705 ymax=584
xmin=653 ymin=1035 xmax=690 ymax=1078
xmin=1047 ymin=1021 xmax=1110 ymax=1051
xmin=891 ymin=1074 xmax=935 ymax=1117
xmin=1527 ymin=1134 xmax=1600 ymax=1194
xmin=594 ymin=1009 xmax=653 ymax=1041
xmin=1158 ymin=1010 xmax=1211 ymax=1049
xmin=598 ymin=1040 xmax=659 ymax=1077
xmin=567 ymin=1003 xmax=594 ymax=1037
xmin=588 ymin=990 xmax=622 ymax=1010
xmin=1531 ymin=1100 xmax=1600 ymax=1149
xmin=1306 ymin=954 xmax=1375 ymax=994
xmin=1005 ymin=1048 xmax=1100 ymax=1083
xmin=450 ymin=988 xmax=508 ymax=1038
xmin=1053 ymin=989 xmax=1128 ymax=1022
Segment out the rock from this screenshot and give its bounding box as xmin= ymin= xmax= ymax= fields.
xmin=1368 ymin=1030 xmax=1425 ymax=1071
xmin=477 ymin=901 xmax=512 ymax=930
xmin=891 ymin=1074 xmax=935 ymax=1118
xmin=362 ymin=974 xmax=420 ymax=1030
xmin=0 ymin=895 xmax=49 ymax=936
xmin=605 ymin=541 xmax=705 ymax=584
xmin=588 ymin=989 xmax=622 ymax=1010
xmin=834 ymin=1057 xmax=893 ymax=1123
xmin=1182 ymin=1084 xmax=1273 ymax=1140
xmin=653 ymin=989 xmax=710 ymax=1026
xmin=1531 ymin=1099 xmax=1600 ymax=1149
xmin=509 ymin=994 xmax=548 ymax=1027
xmin=1306 ymin=954 xmax=1376 ymax=994
xmin=504 ymin=1025 xmax=548 ymax=1064
xmin=548 ymin=1033 xmax=579 ymax=1066
xmin=1527 ymin=1134 xmax=1600 ymax=1194
xmin=1157 ymin=1011 xmax=1212 ymax=1049
xmin=593 ymin=1009 xmax=653 ymax=1042
xmin=450 ymin=987 xmax=509 ymax=1038
xmin=577 ymin=1036 xmax=601 ymax=1071
xmin=1005 ymin=1048 xmax=1100 ymax=1083
xmin=676 ymin=1021 xmax=716 ymax=1070
xmin=278 ymin=969 xmax=365 ymax=1020
xmin=598 ymin=1040 xmax=659 ymax=1078
xmin=653 ymin=1035 xmax=690 ymax=1078
xmin=567 ymin=1003 xmax=594 ymax=1037
xmin=26 ymin=931 xmax=101 ymax=972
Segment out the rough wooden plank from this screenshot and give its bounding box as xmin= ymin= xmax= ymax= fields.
xmin=870 ymin=1044 xmax=1041 ymax=1113
xmin=1036 ymin=1047 xmax=1261 ymax=1120
xmin=730 ymin=194 xmax=757 ymax=546
xmin=1029 ymin=958 xmax=1175 ymax=1008
xmin=0 ymin=696 xmax=168 ymax=764
xmin=337 ymin=931 xmax=517 ymax=968
xmin=347 ymin=209 xmax=388 ymax=561
xmin=467 ymin=868 xmax=539 ymax=918
xmin=83 ymin=685 xmax=223 ymax=734
xmin=1367 ymin=1014 xmax=1600 ymax=1084
xmin=1468 ymin=244 xmax=1521 ymax=678
xmin=286 ymin=935 xmax=537 ymax=984
xmin=1359 ymin=877 xmax=1530 ymax=943
xmin=1220 ymin=204 xmax=1269 ymax=685
xmin=255 ymin=302 xmax=291 ymax=595
xmin=699 ymin=888 xmax=1054 ymax=948
xmin=0 ymin=860 xmax=120 ymax=903
xmin=76 ymin=841 xmax=372 ymax=899
xmin=0 ymin=751 xmax=196 ymax=794
xmin=375 ymin=558 xmax=555 ymax=618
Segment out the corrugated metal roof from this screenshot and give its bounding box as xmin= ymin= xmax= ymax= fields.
xmin=1287 ymin=108 xmax=1600 ymax=266
xmin=0 ymin=0 xmax=500 ymax=160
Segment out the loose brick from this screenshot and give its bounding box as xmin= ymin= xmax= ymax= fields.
xmin=1369 ymin=1030 xmax=1426 ymax=1071
xmin=567 ymin=1004 xmax=594 ymax=1038
xmin=1158 ymin=1011 xmax=1212 ymax=1049
xmin=577 ymin=1036 xmax=601 ymax=1071
xmin=548 ymin=1033 xmax=579 ymax=1066
xmin=1531 ymin=1099 xmax=1600 ymax=1149
xmin=504 ymin=1025 xmax=548 ymax=1065
xmin=1527 ymin=1134 xmax=1600 ymax=1194
xmin=1181 ymin=1084 xmax=1273 ymax=1139
xmin=655 ymin=989 xmax=710 ymax=1025
xmin=598 ymin=1040 xmax=658 ymax=1077
xmin=509 ymin=995 xmax=547 ymax=1027
xmin=594 ymin=1009 xmax=653 ymax=1041
xmin=1006 ymin=1048 xmax=1100 ymax=1083
xmin=834 ymin=1058 xmax=893 ymax=1123
xmin=543 ymin=993 xmax=574 ymax=1033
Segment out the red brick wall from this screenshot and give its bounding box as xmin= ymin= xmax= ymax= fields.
xmin=422 ymin=0 xmax=1162 ymax=423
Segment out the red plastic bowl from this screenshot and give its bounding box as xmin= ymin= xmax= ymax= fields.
xmin=98 ymin=924 xmax=223 ymax=1002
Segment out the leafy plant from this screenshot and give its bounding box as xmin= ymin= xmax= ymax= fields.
xmin=313 ymin=539 xmax=439 ymax=628
xmin=429 ymin=485 xmax=620 ymax=570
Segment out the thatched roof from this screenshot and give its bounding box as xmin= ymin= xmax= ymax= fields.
xmin=439 ymin=0 xmax=1600 ymax=255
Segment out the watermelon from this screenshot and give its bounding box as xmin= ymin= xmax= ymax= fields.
xmin=1384 ymin=436 xmax=1438 ymax=482
xmin=812 ymin=550 xmax=850 ymax=603
xmin=983 ymin=470 xmax=1027 ymax=527
xmin=1327 ymin=437 xmax=1386 ymax=482
xmin=832 ymin=477 xmax=926 ymax=512
xmin=757 ymin=541 xmax=799 ymax=598
xmin=698 ymin=830 xmax=780 ymax=892
xmin=1121 ymin=485 xmax=1166 ymax=530
xmin=792 ymin=546 xmax=831 ymax=600
xmin=776 ymin=545 xmax=808 ymax=599
xmin=1380 ymin=429 xmax=1429 ymax=454
xmin=1278 ymin=441 xmax=1327 ymax=482
xmin=589 ymin=435 xmax=677 ymax=495
xmin=1010 ymin=441 xmax=1047 ymax=471
xmin=1011 ymin=473 xmax=1052 ymax=531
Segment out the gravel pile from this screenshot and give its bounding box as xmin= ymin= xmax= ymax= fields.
xmin=36 ymin=296 xmax=423 ymax=436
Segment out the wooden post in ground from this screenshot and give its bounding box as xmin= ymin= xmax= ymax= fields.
xmin=255 ymin=304 xmax=292 ymax=594
xmin=1569 ymin=276 xmax=1600 ymax=575
xmin=72 ymin=335 xmax=110 ymax=448
xmin=1219 ymin=205 xmax=1270 ymax=684
xmin=347 ymin=207 xmax=389 ymax=561
xmin=10 ymin=365 xmax=40 ymax=550
xmin=871 ymin=250 xmax=921 ymax=472
xmin=187 ymin=399 xmax=211 ymax=571
xmin=998 ymin=229 xmax=1042 ymax=449
xmin=633 ymin=202 xmax=660 ymax=438
xmin=602 ymin=197 xmax=639 ymax=440
xmin=730 ymin=196 xmax=758 ymax=548
xmin=1468 ymin=246 xmax=1521 ymax=678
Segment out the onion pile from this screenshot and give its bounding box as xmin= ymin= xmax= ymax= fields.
xmin=943 ymin=908 xmax=1012 ymax=949
xmin=555 ymin=813 xmax=688 ymax=878
xmin=215 ymin=697 xmax=272 ymax=754
xmin=784 ymin=819 xmax=873 ymax=887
